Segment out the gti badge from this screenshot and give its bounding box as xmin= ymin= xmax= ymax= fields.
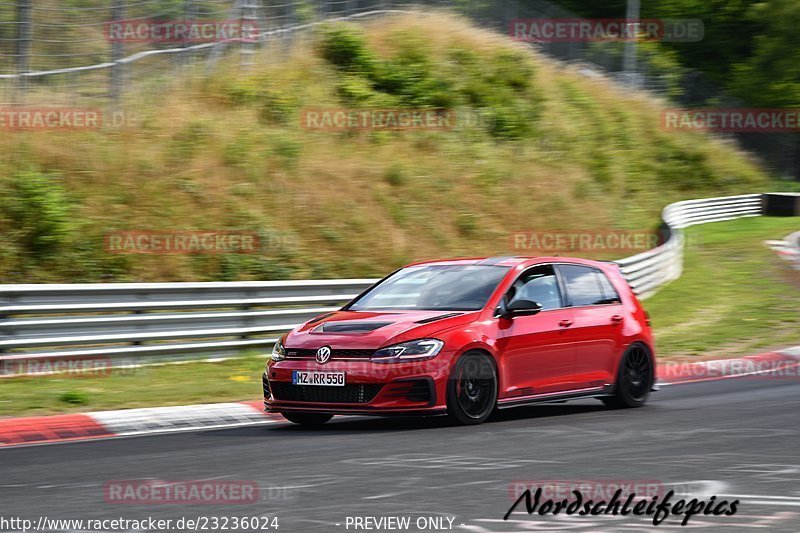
xmin=316 ymin=346 xmax=332 ymax=364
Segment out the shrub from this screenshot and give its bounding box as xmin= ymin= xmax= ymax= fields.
xmin=168 ymin=120 xmax=210 ymax=163
xmin=59 ymin=391 xmax=88 ymax=405
xmin=258 ymin=90 xmax=296 ymax=126
xmin=456 ymin=213 xmax=478 ymax=236
xmin=320 ymin=227 xmax=341 ymax=242
xmin=318 ymin=24 xmax=375 ymax=74
xmin=223 ymin=136 xmax=252 ymax=167
xmin=2 ymin=171 xmax=72 ymax=257
xmin=484 ymin=102 xmax=535 ymax=140
xmin=385 ymin=165 xmax=406 ymax=187
xmin=221 ymin=76 xmax=268 ymax=105
xmin=488 ymin=50 xmax=534 ymax=92
xmin=267 ymin=133 xmax=302 ymax=169
xmin=370 ymin=40 xmax=456 ymax=108
xmin=336 ymin=75 xmax=378 ymax=105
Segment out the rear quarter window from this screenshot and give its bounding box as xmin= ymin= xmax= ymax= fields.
xmin=595 ymin=268 xmax=622 ymax=303
xmin=559 ymin=264 xmax=607 ymax=306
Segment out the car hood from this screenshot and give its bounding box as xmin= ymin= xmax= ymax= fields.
xmin=284 ymin=309 xmax=476 ymax=350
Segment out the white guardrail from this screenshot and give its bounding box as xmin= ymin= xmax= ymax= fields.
xmin=617 ymin=193 xmax=763 ymax=297
xmin=0 ymin=193 xmax=785 ymax=376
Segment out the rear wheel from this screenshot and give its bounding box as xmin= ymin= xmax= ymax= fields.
xmin=602 ymin=343 xmax=653 ymax=408
xmin=446 ymin=352 xmax=498 ymax=425
xmin=281 ymin=412 xmax=333 ymax=426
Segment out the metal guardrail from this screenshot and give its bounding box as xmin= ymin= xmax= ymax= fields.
xmin=618 ymin=193 xmax=763 ymax=298
xmin=0 ymin=192 xmax=788 ymax=376
xmin=0 ymin=280 xmax=377 ymax=375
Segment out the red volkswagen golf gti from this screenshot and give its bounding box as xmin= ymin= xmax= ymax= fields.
xmin=264 ymin=256 xmax=656 ymax=425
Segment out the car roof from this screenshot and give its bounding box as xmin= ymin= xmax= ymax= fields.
xmin=404 ymin=256 xmax=615 ymax=269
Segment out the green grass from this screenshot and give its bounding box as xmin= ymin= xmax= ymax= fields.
xmin=0 ymin=355 xmax=267 ymax=418
xmin=645 ymin=216 xmax=800 ymax=358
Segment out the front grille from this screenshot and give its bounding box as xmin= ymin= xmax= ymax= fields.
xmin=269 ymin=381 xmax=383 ymax=403
xmin=284 ymin=348 xmax=374 ymax=360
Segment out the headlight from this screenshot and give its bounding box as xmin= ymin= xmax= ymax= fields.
xmin=371 ymin=339 xmax=444 ymax=363
xmin=271 ymin=338 xmax=286 ymax=361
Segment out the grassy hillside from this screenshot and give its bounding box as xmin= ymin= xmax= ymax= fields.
xmin=0 ymin=12 xmax=770 ymax=283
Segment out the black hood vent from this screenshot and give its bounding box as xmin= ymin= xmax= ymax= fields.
xmin=320 ymin=321 xmax=393 ymax=333
xmin=307 ymin=312 xmax=337 ymax=325
xmin=414 ymin=312 xmax=463 ymax=324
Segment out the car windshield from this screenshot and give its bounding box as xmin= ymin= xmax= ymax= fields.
xmin=348 ymin=264 xmax=510 ymax=312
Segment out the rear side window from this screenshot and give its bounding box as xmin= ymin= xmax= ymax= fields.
xmin=506 ymin=264 xmax=563 ymax=310
xmin=595 ymin=269 xmax=621 ymax=303
xmin=558 ymin=264 xmax=606 ymax=307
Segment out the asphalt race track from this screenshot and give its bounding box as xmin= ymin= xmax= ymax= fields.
xmin=2 ymin=378 xmax=799 ymax=532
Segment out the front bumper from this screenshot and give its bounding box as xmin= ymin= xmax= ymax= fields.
xmin=263 ymin=357 xmax=450 ymax=415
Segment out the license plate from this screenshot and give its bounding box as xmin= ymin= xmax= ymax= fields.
xmin=292 ymin=370 xmax=345 ymax=386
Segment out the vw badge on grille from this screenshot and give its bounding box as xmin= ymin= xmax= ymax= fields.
xmin=316 ymin=346 xmax=332 ymax=364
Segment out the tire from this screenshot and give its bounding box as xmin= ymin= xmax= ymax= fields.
xmin=446 ymin=351 xmax=498 ymax=425
xmin=281 ymin=412 xmax=333 ymax=426
xmin=602 ymin=343 xmax=654 ymax=408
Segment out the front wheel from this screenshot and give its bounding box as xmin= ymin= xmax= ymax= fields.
xmin=446 ymin=351 xmax=498 ymax=425
xmin=602 ymin=343 xmax=654 ymax=408
xmin=281 ymin=412 xmax=333 ymax=426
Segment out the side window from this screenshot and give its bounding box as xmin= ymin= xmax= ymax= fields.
xmin=595 ymin=269 xmax=621 ymax=303
xmin=506 ymin=265 xmax=563 ymax=310
xmin=558 ymin=264 xmax=606 ymax=307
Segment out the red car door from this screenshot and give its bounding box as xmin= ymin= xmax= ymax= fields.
xmin=556 ymin=264 xmax=624 ymax=389
xmin=495 ymin=264 xmax=578 ymax=397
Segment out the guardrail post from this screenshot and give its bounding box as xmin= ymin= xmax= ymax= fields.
xmin=178 ymin=0 xmax=196 ymax=68
xmin=281 ymin=0 xmax=294 ymax=52
xmin=0 ymin=299 xmax=10 ymax=374
xmin=241 ymin=297 xmax=252 ymax=340
xmin=622 ymin=0 xmax=642 ymax=88
xmin=132 ymin=309 xmax=144 ymax=345
xmin=14 ymin=0 xmax=32 ymax=103
xmin=110 ymin=0 xmax=125 ymax=104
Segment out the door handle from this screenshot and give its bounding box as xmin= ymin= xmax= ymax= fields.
xmin=558 ymin=319 xmax=573 ymax=327
xmin=611 ymin=315 xmax=624 ymax=323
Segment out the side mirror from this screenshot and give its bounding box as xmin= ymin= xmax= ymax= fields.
xmin=500 ymin=299 xmax=542 ymax=319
